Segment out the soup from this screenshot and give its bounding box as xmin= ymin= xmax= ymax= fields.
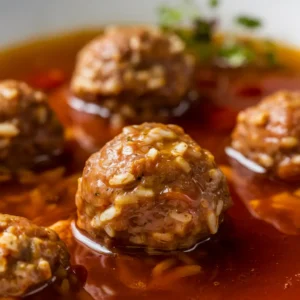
xmin=1 ymin=28 xmax=300 ymax=300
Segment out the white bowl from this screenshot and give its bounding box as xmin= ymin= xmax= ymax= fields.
xmin=0 ymin=0 xmax=299 ymax=48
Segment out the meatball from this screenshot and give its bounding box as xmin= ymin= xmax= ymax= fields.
xmin=76 ymin=123 xmax=232 ymax=251
xmin=0 ymin=80 xmax=64 ymax=173
xmin=70 ymin=27 xmax=195 ymax=125
xmin=0 ymin=214 xmax=69 ymax=297
xmin=231 ymin=91 xmax=300 ymax=181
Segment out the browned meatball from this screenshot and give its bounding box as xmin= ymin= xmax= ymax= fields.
xmin=0 ymin=80 xmax=64 ymax=174
xmin=70 ymin=26 xmax=195 ymax=125
xmin=76 ymin=123 xmax=232 ymax=251
xmin=232 ymin=91 xmax=300 ymax=181
xmin=0 ymin=214 xmax=69 ymax=297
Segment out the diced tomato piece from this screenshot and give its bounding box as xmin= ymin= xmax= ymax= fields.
xmin=27 ymin=69 xmax=66 ymax=90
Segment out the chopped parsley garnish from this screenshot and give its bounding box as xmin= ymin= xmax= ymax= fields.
xmin=193 ymin=18 xmax=215 ymax=42
xmin=209 ymin=0 xmax=219 ymax=8
xmin=218 ymin=43 xmax=256 ymax=68
xmin=157 ymin=5 xmax=182 ymax=27
xmin=263 ymin=40 xmax=278 ymax=67
xmin=236 ymin=15 xmax=262 ymax=29
xmin=265 ymin=51 xmax=277 ymax=67
xmin=157 ymin=0 xmax=276 ymax=68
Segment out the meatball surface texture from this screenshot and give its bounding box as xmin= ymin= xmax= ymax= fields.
xmin=232 ymin=91 xmax=300 ymax=180
xmin=76 ymin=123 xmax=232 ymax=251
xmin=0 ymin=214 xmax=69 ymax=297
xmin=71 ymin=27 xmax=195 ymax=123
xmin=0 ymin=80 xmax=64 ymax=173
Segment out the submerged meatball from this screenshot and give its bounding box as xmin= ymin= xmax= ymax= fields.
xmin=0 ymin=214 xmax=69 ymax=297
xmin=71 ymin=27 xmax=195 ymax=124
xmin=232 ymin=91 xmax=300 ymax=181
xmin=0 ymin=80 xmax=64 ymax=173
xmin=76 ymin=123 xmax=232 ymax=251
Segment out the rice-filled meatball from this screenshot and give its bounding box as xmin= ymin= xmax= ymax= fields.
xmin=231 ymin=91 xmax=300 ymax=181
xmin=76 ymin=123 xmax=232 ymax=251
xmin=70 ymin=27 xmax=195 ymax=125
xmin=0 ymin=214 xmax=69 ymax=297
xmin=0 ymin=80 xmax=64 ymax=173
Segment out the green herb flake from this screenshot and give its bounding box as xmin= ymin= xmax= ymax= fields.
xmin=193 ymin=18 xmax=214 ymax=42
xmin=157 ymin=5 xmax=182 ymax=27
xmin=236 ymin=15 xmax=262 ymax=29
xmin=209 ymin=0 xmax=219 ymax=8
xmin=263 ymin=40 xmax=278 ymax=67
xmin=265 ymin=51 xmax=277 ymax=67
xmin=218 ymin=43 xmax=256 ymax=68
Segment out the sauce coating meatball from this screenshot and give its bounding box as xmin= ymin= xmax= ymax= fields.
xmin=0 ymin=214 xmax=69 ymax=297
xmin=76 ymin=123 xmax=232 ymax=251
xmin=70 ymin=27 xmax=195 ymax=125
xmin=231 ymin=91 xmax=300 ymax=181
xmin=0 ymin=80 xmax=64 ymax=174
